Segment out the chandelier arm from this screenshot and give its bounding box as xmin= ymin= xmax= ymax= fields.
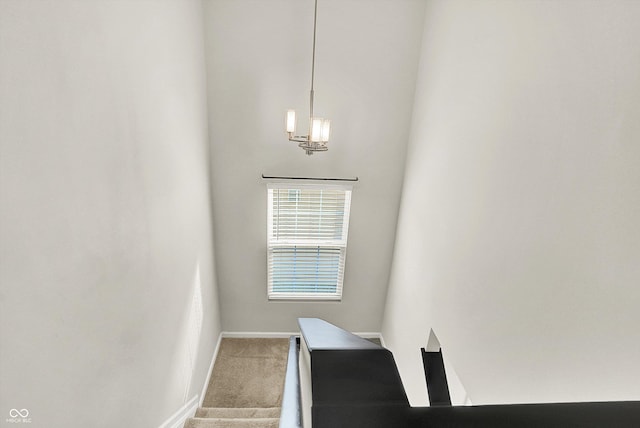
xmin=289 ymin=135 xmax=310 ymax=143
xmin=298 ymin=141 xmax=328 ymax=153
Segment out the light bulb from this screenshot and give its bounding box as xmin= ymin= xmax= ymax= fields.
xmin=321 ymin=119 xmax=331 ymax=143
xmin=311 ymin=118 xmax=323 ymax=142
xmin=286 ymin=110 xmax=296 ymax=133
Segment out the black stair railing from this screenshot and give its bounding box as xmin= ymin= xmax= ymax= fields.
xmin=297 ymin=318 xmax=640 ymax=428
xmin=421 ymin=348 xmax=452 ymax=406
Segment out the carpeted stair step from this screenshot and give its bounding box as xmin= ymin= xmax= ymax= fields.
xmin=195 ymin=407 xmax=281 ymax=418
xmin=184 ymin=417 xmax=280 ymax=428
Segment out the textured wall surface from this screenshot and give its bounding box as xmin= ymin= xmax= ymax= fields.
xmin=0 ymin=1 xmax=221 ymax=426
xmin=383 ymin=0 xmax=640 ymax=406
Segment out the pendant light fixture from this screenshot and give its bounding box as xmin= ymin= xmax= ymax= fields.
xmin=285 ymin=0 xmax=331 ymax=155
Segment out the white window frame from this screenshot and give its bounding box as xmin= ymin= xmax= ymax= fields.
xmin=267 ymin=182 xmax=352 ymax=300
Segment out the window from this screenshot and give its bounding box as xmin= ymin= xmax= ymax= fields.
xmin=267 ymin=183 xmax=352 ymax=300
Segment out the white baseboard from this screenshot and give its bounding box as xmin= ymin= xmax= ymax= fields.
xmin=158 ymin=394 xmax=198 ymax=428
xmin=200 ymin=332 xmax=223 ymax=407
xmin=355 ymin=332 xmax=383 ymax=338
xmin=220 ymin=331 xmax=385 ymax=345
xmin=355 ymin=332 xmax=386 ymax=347
xmin=221 ymin=331 xmax=298 ymax=338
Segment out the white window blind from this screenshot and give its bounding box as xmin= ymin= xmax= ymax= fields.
xmin=267 ymin=183 xmax=352 ymax=300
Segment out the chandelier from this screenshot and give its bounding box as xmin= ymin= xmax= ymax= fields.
xmin=285 ymin=0 xmax=331 ymax=155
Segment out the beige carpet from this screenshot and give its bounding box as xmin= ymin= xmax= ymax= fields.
xmin=202 ymin=338 xmax=290 ymax=408
xmin=184 ymin=418 xmax=280 ymax=428
xmin=184 ymin=417 xmax=280 ymax=428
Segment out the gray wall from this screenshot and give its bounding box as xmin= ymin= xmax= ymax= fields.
xmin=203 ymin=0 xmax=426 ymax=332
xmin=382 ymin=0 xmax=640 ymax=406
xmin=0 ymin=1 xmax=221 ymax=426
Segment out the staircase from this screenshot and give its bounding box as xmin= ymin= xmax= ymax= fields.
xmin=184 ymin=407 xmax=280 ymax=428
xmin=183 ymin=338 xmax=290 ymax=428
